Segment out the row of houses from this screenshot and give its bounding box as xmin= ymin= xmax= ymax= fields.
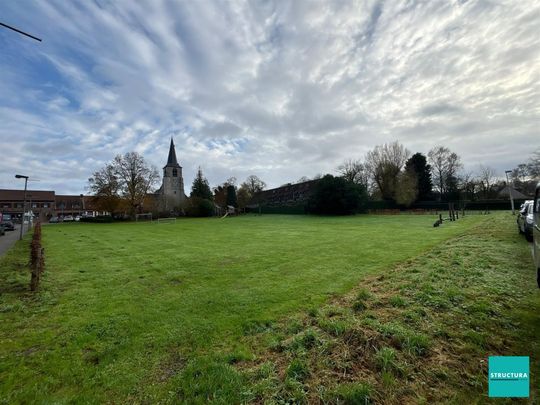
xmin=0 ymin=189 xmax=105 ymax=221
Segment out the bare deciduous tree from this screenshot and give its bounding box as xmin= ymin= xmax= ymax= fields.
xmin=337 ymin=159 xmax=369 ymax=188
xmin=509 ymin=148 xmax=540 ymax=196
xmin=427 ymin=146 xmax=462 ymax=200
xmin=88 ymin=163 xmax=121 ymax=214
xmin=365 ymin=141 xmax=410 ymax=200
xmin=520 ymin=148 xmax=540 ymax=179
xmin=460 ymin=171 xmax=478 ymax=200
xmin=89 ymin=153 xmax=159 ymax=218
xmin=478 ymin=165 xmax=496 ymax=198
xmin=241 ymin=175 xmax=266 ymax=195
xmin=114 ymin=152 xmax=159 ymax=218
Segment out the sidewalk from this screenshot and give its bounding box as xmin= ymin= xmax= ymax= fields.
xmin=0 ymin=224 xmax=28 ymax=257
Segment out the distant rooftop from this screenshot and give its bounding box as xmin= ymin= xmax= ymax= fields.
xmin=498 ymin=186 xmax=530 ymax=199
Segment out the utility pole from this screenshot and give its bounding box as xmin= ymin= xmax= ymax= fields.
xmin=15 ymin=174 xmax=29 ymax=240
xmin=504 ymin=170 xmax=515 ymax=215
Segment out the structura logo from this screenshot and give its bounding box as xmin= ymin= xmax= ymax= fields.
xmin=488 ymin=356 xmax=529 ymax=397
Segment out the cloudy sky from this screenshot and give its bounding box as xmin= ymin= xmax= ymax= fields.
xmin=1 ymin=0 xmax=539 ymax=194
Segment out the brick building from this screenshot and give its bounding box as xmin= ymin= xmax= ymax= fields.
xmin=0 ymin=189 xmax=103 ymax=221
xmin=253 ymin=179 xmax=320 ymax=207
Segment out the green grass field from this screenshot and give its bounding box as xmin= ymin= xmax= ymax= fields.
xmin=0 ymin=213 xmax=538 ymax=403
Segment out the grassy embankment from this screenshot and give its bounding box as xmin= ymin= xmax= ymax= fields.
xmin=237 ymin=214 xmax=540 ymax=404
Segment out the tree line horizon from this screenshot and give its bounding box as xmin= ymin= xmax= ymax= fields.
xmin=87 ymin=142 xmax=539 ymax=218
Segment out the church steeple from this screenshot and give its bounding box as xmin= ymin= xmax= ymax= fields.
xmin=160 ymin=137 xmax=186 ymax=210
xmin=165 ymin=137 xmax=181 ymax=168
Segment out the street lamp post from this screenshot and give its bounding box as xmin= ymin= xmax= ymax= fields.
xmin=15 ymin=174 xmax=29 ymax=240
xmin=28 ymin=194 xmax=33 ymax=231
xmin=80 ymin=194 xmax=84 ymax=217
xmin=504 ymin=170 xmax=515 ymax=215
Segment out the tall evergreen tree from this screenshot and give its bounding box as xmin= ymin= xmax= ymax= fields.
xmin=405 ymin=153 xmax=433 ymax=201
xmin=226 ymin=185 xmax=237 ymax=207
xmin=190 ymin=167 xmax=213 ymax=200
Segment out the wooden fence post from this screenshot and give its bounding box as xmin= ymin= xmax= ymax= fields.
xmin=29 ymin=221 xmax=44 ymax=292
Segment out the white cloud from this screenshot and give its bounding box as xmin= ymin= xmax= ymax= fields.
xmin=0 ymin=0 xmax=539 ymax=194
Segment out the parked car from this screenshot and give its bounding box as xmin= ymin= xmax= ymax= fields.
xmin=74 ymin=215 xmax=81 ymax=222
xmin=0 ymin=224 xmax=5 ymax=236
xmin=533 ymin=183 xmax=540 ymax=288
xmin=49 ymin=216 xmax=60 ymax=223
xmin=64 ymin=215 xmax=74 ymax=222
xmin=0 ymin=220 xmax=15 ymax=231
xmin=517 ymin=200 xmax=534 ymax=241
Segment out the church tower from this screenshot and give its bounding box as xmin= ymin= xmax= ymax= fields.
xmin=161 ymin=138 xmax=186 ymax=210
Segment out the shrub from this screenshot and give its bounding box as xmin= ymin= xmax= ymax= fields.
xmin=306 ymin=174 xmax=368 ymax=215
xmin=185 ymin=197 xmax=214 ymax=217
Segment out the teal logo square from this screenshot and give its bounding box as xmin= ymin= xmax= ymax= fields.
xmin=488 ymin=356 xmax=529 ymax=397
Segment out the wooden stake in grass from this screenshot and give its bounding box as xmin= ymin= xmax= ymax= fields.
xmin=29 ymin=221 xmax=44 ymax=292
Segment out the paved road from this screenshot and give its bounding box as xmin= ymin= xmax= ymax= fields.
xmin=0 ymin=224 xmax=29 ymax=257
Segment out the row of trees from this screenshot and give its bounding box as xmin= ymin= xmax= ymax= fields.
xmin=178 ymin=169 xmax=267 ymax=217
xmin=337 ymin=142 xmax=456 ymax=205
xmin=88 ymin=152 xmax=268 ymax=218
xmin=88 ymin=145 xmax=539 ymax=218
xmin=212 ymin=175 xmax=266 ymax=209
xmin=337 ymin=142 xmax=540 ymax=206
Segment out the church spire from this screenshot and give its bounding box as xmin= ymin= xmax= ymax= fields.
xmin=166 ymin=137 xmax=180 ymax=167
